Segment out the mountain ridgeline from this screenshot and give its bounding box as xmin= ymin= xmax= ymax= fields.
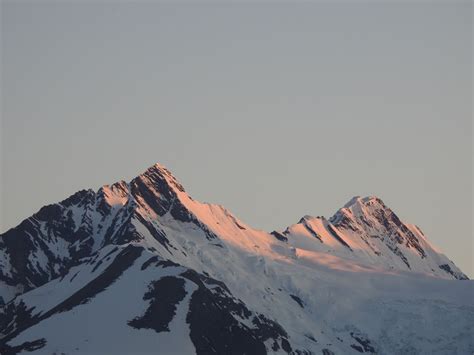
xmin=0 ymin=163 xmax=472 ymax=355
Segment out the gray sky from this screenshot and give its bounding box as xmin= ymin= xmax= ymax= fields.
xmin=1 ymin=1 xmax=472 ymax=276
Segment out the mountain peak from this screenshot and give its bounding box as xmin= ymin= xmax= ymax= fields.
xmin=1 ymin=164 xmax=471 ymax=354
xmin=343 ymin=195 xmax=385 ymax=209
xmin=136 ymin=162 xmax=186 ymax=194
xmin=334 ymin=195 xmax=389 ymax=224
xmin=147 ymin=162 xmax=172 ymax=175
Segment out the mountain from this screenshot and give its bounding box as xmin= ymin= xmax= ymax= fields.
xmin=281 ymin=196 xmax=468 ymax=280
xmin=0 ymin=163 xmax=472 ymax=355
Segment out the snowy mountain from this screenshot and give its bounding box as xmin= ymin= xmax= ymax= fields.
xmin=0 ymin=163 xmax=472 ymax=354
xmin=281 ymin=196 xmax=468 ymax=280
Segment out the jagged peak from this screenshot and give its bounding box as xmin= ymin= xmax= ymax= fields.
xmin=343 ymin=195 xmax=385 ymax=209
xmin=136 ymin=162 xmax=186 ymax=194
xmin=145 ymin=162 xmax=172 ymax=176
xmin=333 ymin=195 xmax=390 ymax=222
xmin=98 ymin=180 xmax=130 ymax=208
xmin=99 ymin=180 xmax=128 ymax=193
xmin=60 ymin=188 xmax=96 ymax=208
xmin=290 ymin=196 xmax=391 ymax=235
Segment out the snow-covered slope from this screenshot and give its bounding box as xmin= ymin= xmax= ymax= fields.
xmin=0 ymin=163 xmax=472 ymax=354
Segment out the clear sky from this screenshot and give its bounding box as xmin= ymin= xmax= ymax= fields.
xmin=1 ymin=2 xmax=472 ymax=276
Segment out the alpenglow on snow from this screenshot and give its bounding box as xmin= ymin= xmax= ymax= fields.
xmin=0 ymin=163 xmax=472 ymax=354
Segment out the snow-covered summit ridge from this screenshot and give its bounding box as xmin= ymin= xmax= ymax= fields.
xmin=282 ymin=194 xmax=468 ymax=281
xmin=336 ymin=195 xmax=389 ymax=221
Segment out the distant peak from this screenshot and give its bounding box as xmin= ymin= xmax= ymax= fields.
xmin=330 ymin=195 xmax=389 ymax=225
xmin=343 ymin=195 xmax=385 ymax=209
xmin=361 ymin=195 xmax=384 ymax=204
xmin=145 ymin=162 xmax=173 ymax=176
